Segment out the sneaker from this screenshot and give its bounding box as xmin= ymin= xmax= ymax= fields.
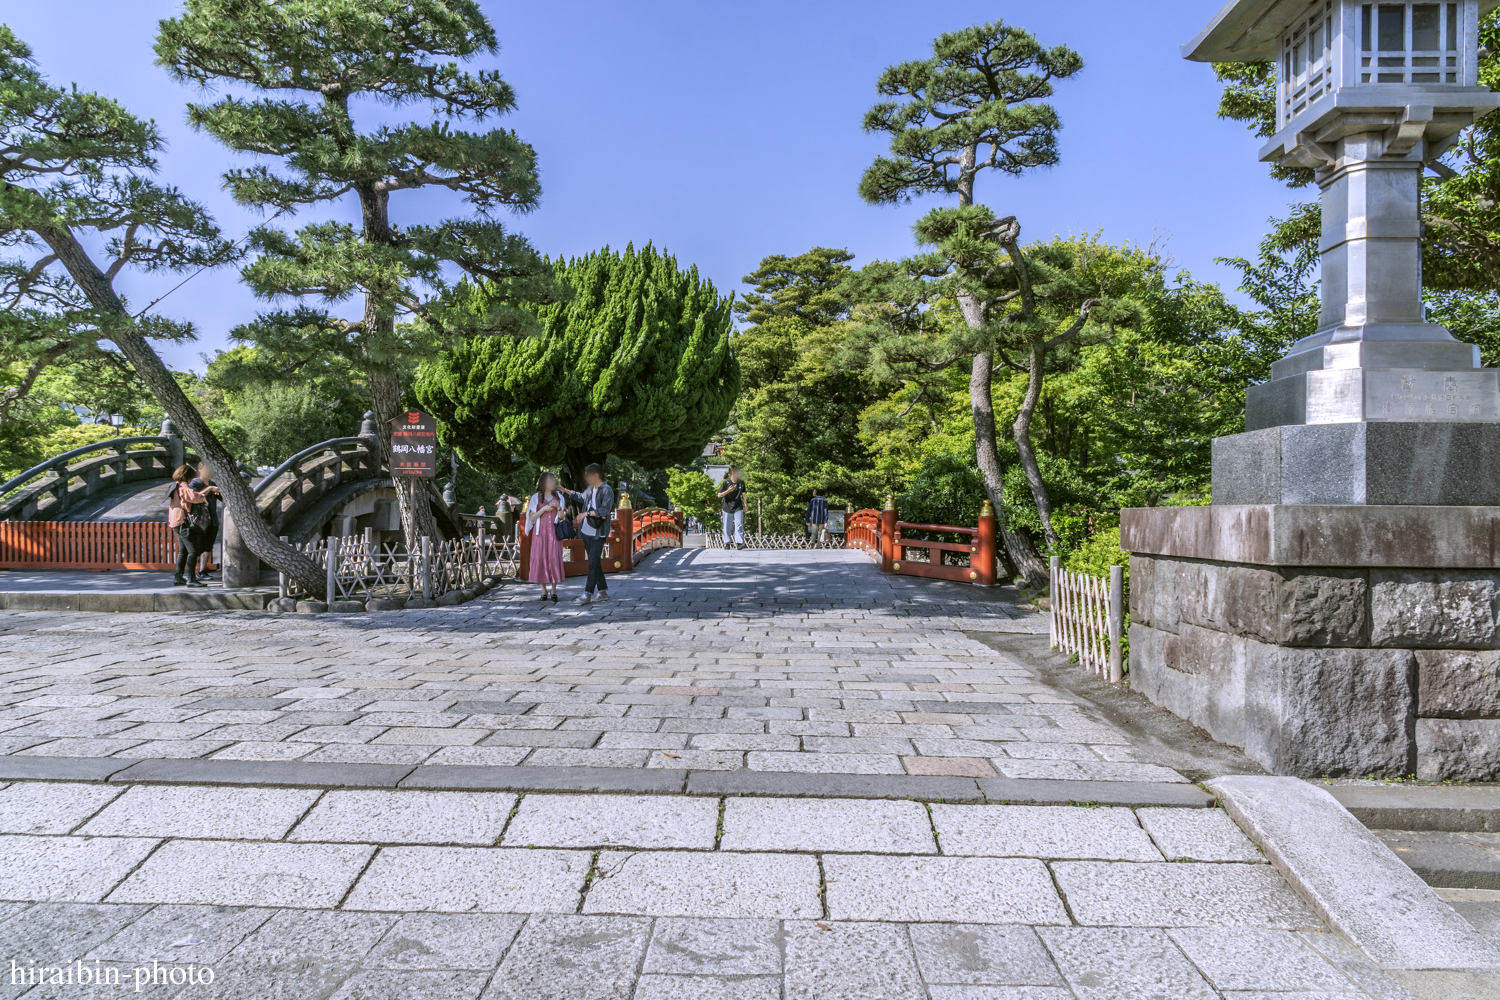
xmin=172 ymin=578 xmax=187 ymax=587
xmin=186 ymin=580 xmax=208 ymax=588
xmin=594 ymin=591 xmax=611 ymax=603
xmin=574 ymin=594 xmax=592 ymax=606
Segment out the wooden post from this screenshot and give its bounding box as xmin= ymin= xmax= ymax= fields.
xmin=325 ymin=535 xmax=339 ymax=602
xmin=477 ymin=524 xmax=488 ymax=578
xmin=1049 ymin=555 xmax=1061 ymax=648
xmin=617 ymin=493 xmax=635 ymax=572
xmin=278 ymin=535 xmax=290 ymax=598
xmin=421 ymin=536 xmax=433 ymax=599
xmin=1109 ymin=564 xmax=1124 ymax=684
xmin=517 ymin=516 xmax=531 ymax=581
xmin=974 ymin=500 xmax=998 ymax=586
xmin=879 ymin=495 xmax=897 ymax=574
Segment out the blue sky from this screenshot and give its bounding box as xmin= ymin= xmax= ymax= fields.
xmin=6 ymin=1 xmax=1303 ymax=372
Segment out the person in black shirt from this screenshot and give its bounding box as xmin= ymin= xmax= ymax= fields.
xmin=717 ymin=467 xmax=748 ymax=550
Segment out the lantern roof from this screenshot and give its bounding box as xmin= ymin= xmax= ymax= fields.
xmin=1183 ymin=0 xmax=1500 ymax=62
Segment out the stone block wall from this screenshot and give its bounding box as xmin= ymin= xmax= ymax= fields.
xmin=1130 ymin=555 xmax=1500 ymax=780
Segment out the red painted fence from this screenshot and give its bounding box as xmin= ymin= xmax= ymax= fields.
xmin=515 ymin=503 xmax=684 ymax=581
xmin=847 ymin=499 xmax=997 ymax=586
xmin=0 ymin=521 xmax=180 ymax=570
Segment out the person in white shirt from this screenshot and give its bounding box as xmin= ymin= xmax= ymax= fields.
xmin=559 ymin=463 xmax=615 ymax=605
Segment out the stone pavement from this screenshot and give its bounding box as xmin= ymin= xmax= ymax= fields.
xmin=0 ymin=549 xmax=1228 ymax=785
xmin=0 ymin=548 xmax=1488 ymax=998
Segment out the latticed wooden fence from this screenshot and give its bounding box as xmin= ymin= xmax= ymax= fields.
xmin=1050 ymin=556 xmax=1124 ymax=683
xmin=281 ymin=530 xmax=521 ymax=601
xmin=706 ymin=532 xmax=843 ymax=550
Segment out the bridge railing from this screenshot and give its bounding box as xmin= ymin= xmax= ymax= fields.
xmin=849 ymin=499 xmax=998 ymax=586
xmin=0 ymin=521 xmax=178 ymax=570
xmin=514 ymin=501 xmax=682 ymax=580
xmin=253 ymin=436 xmax=381 ymax=533
xmin=0 ymin=435 xmax=190 ymax=522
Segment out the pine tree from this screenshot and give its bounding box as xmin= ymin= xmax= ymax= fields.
xmin=0 ymin=26 xmax=326 ymax=593
xmin=416 ymin=243 xmax=739 ymax=489
xmin=155 ymin=0 xmax=558 ymax=545
xmin=856 ymin=20 xmax=1084 ymax=583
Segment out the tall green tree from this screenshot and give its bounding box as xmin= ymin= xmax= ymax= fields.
xmin=855 ymin=20 xmax=1086 ymax=582
xmin=725 ymin=248 xmax=885 ymax=531
xmin=416 ymin=243 xmax=739 ymax=488
xmin=156 ymin=0 xmax=558 ymax=545
xmin=0 ymin=26 xmax=326 ymax=592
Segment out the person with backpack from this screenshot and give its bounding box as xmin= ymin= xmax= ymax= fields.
xmin=191 ymin=461 xmax=221 ymax=579
xmin=166 ymin=464 xmax=216 ymax=587
xmin=523 ymin=472 xmax=566 ymax=603
xmin=717 ymin=467 xmax=747 ymax=549
xmin=560 ymin=463 xmax=614 ymax=605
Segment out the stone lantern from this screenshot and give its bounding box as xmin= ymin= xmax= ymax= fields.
xmin=1119 ymin=2 xmax=1500 ymax=781
xmin=1188 ymin=1 xmax=1500 ymax=466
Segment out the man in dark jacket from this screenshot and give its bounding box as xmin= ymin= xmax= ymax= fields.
xmin=562 ymin=464 xmax=615 ymax=605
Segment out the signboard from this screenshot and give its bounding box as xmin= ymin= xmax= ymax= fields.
xmin=389 ymin=411 xmax=437 ymax=477
xmin=828 ymin=509 xmax=846 ymax=534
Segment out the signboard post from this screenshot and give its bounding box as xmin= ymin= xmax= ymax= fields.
xmin=389 ymin=411 xmax=437 ymax=478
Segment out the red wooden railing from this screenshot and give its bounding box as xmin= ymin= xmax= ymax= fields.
xmin=847 ymin=499 xmax=997 ymax=586
xmin=515 ymin=501 xmax=684 ymax=581
xmin=0 ymin=521 xmax=180 ymax=570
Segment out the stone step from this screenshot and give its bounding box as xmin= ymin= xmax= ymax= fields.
xmin=1375 ymin=830 xmax=1500 ymax=889
xmin=1324 ymin=782 xmax=1500 ymax=833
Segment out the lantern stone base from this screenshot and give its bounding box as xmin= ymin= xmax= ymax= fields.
xmin=1213 ymin=423 xmax=1500 ymax=506
xmin=1120 ymin=504 xmax=1500 ymax=780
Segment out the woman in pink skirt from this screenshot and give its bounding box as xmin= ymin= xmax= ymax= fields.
xmin=524 ymin=472 xmax=566 ymax=603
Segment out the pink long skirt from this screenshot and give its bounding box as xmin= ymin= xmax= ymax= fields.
xmin=528 ymin=511 xmax=566 ymax=585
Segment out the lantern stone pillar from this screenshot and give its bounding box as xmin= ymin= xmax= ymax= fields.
xmin=1123 ymin=0 xmax=1500 ymax=779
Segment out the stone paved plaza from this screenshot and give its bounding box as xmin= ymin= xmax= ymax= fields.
xmin=0 ymin=550 xmax=1494 ymax=998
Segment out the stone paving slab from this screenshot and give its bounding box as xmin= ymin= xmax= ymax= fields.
xmin=0 ymin=780 xmax=122 ymax=834
xmin=3 ymin=834 xmax=159 ymax=902
xmin=289 ymin=789 xmax=518 ymax=845
xmin=719 ymin=797 xmax=936 ymax=854
xmin=107 ymin=839 xmax=374 ymax=908
xmin=343 ymin=846 xmax=591 ymax=913
xmin=502 ymin=793 xmax=718 ymax=849
xmin=1136 ymin=806 xmax=1265 ymax=863
xmin=80 ymin=785 xmax=321 ymax=840
xmin=823 ymin=855 xmax=1069 ymax=924
xmin=1051 ymin=861 xmax=1322 ymax=929
xmin=930 ymin=804 xmax=1163 ymax=861
xmin=584 ymin=851 xmax=822 ymax=918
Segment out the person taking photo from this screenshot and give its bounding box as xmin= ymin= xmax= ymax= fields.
xmin=559 ymin=464 xmax=614 ymax=605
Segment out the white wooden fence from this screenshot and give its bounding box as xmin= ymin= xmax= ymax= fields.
xmin=1050 ymin=556 xmax=1125 ymax=683
xmin=706 ymin=532 xmax=843 ymax=550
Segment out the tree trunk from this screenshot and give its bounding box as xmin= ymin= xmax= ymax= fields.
xmin=968 ymin=347 xmax=1048 ymax=589
xmin=367 ymin=364 xmax=444 ymax=549
xmin=562 ymin=446 xmax=607 ymax=493
xmin=34 ymin=224 xmax=327 ymax=596
xmin=1013 ymin=343 xmax=1060 ymax=551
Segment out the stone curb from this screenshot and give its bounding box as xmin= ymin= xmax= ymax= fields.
xmin=1207 ymin=774 xmax=1500 ymax=972
xmin=267 ymin=582 xmax=495 ymax=615
xmin=0 ymin=591 xmax=273 ymax=612
xmin=1323 ymin=782 xmax=1500 ymax=833
xmin=0 ymin=755 xmax=1215 ymax=806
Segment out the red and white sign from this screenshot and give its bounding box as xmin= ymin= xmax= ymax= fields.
xmin=389 ymin=411 xmax=437 ymax=478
